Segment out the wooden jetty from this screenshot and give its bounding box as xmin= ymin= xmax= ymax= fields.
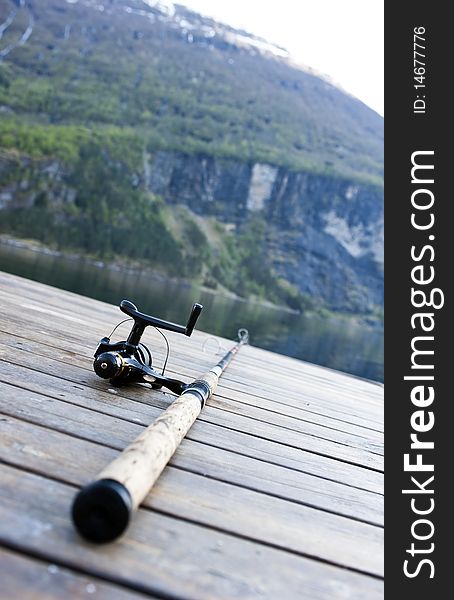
xmin=0 ymin=271 xmax=383 ymax=599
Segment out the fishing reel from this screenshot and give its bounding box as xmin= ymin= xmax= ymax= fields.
xmin=93 ymin=300 xmax=203 ymax=395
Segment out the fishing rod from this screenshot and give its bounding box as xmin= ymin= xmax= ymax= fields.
xmin=71 ymin=299 xmax=248 ymax=543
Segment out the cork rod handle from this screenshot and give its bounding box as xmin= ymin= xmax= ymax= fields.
xmin=71 ymin=371 xmax=219 ymax=543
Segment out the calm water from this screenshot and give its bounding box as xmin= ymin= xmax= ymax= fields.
xmin=0 ymin=243 xmax=383 ymax=381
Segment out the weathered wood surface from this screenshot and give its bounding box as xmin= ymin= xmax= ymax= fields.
xmin=0 ymin=547 xmax=154 ymax=600
xmin=0 ymin=271 xmax=384 ymax=598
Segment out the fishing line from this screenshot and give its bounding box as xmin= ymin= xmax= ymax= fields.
xmin=153 ymin=326 xmax=170 ymax=375
xmin=108 ymin=317 xmax=132 ymax=338
xmin=107 ymin=317 xmax=170 ymax=377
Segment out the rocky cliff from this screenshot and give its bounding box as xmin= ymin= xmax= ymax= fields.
xmin=0 ymin=148 xmax=383 ymax=313
xmin=145 ymin=151 xmax=383 ymax=312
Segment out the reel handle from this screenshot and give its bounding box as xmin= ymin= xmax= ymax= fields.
xmin=185 ymin=303 xmax=203 ymax=336
xmin=120 ymin=300 xmax=203 ymax=346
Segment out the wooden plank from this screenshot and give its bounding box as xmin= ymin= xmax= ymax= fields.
xmin=0 ymin=363 xmax=385 ymax=490
xmin=0 ymin=317 xmax=384 ymax=433
xmin=0 ymin=270 xmax=381 ymax=408
xmin=0 ymin=330 xmax=384 ymax=451
xmin=0 ymin=271 xmax=384 ymax=597
xmin=0 ymin=356 xmax=384 ymax=492
xmin=0 ymin=414 xmax=383 ymax=526
xmin=0 ymin=274 xmax=384 ymax=411
xmin=0 ymin=284 xmax=384 ymax=405
xmin=0 ymin=418 xmax=384 ymax=575
xmin=0 ymin=547 xmax=153 ymax=600
xmin=0 ymin=416 xmax=383 ymax=525
xmin=0 ymin=463 xmax=383 ymax=598
xmin=0 ymin=350 xmax=384 ymax=471
xmin=0 ymin=310 xmax=384 ymax=432
xmin=0 ymin=337 xmax=383 ymax=444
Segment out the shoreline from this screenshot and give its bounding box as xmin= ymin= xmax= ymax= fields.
xmin=0 ymin=234 xmax=298 ymax=315
xmin=0 ymin=234 xmax=383 ymax=328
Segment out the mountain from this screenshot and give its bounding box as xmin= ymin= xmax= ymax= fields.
xmin=0 ymin=0 xmax=383 ymax=314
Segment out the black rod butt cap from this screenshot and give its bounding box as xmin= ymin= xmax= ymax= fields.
xmin=71 ymin=479 xmax=132 ymax=544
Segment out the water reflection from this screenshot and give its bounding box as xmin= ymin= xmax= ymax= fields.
xmin=0 ymin=243 xmax=383 ymax=381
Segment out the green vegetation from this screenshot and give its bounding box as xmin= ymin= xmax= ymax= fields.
xmin=0 ymin=135 xmax=309 ymax=307
xmin=0 ymin=0 xmax=383 ymax=311
xmin=0 ymin=119 xmax=144 ymax=168
xmin=0 ymin=0 xmax=383 ymax=183
xmin=0 ymin=140 xmax=183 ymax=273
